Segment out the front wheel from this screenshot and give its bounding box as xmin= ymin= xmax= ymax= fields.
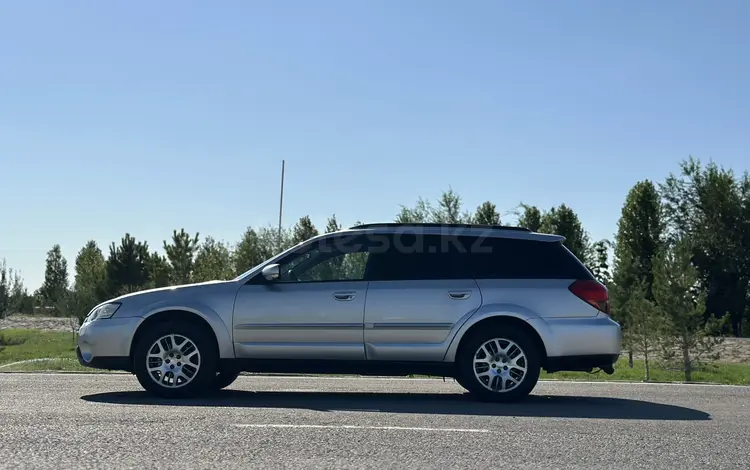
xmin=133 ymin=322 xmax=218 ymax=398
xmin=212 ymin=366 xmax=242 ymax=391
xmin=456 ymin=326 xmax=541 ymax=402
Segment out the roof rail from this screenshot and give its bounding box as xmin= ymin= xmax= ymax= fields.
xmin=349 ymin=222 xmax=532 ymax=232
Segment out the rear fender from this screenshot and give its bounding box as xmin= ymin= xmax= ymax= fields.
xmin=442 ymin=303 xmax=548 ymax=362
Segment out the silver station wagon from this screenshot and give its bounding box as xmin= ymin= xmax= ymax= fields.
xmin=77 ymin=222 xmax=622 ymax=402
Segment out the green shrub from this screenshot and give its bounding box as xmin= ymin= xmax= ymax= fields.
xmin=0 ymin=332 xmax=27 ymax=352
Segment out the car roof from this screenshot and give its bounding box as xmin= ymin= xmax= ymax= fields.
xmin=334 ymin=222 xmax=565 ymax=242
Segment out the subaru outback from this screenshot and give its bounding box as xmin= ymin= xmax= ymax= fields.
xmin=77 ymin=223 xmax=621 ymax=402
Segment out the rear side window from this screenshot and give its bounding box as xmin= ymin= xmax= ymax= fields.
xmin=462 ymin=236 xmax=594 ymax=280
xmin=365 ymin=234 xmax=471 ymax=281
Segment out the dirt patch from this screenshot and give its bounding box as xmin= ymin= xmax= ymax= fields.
xmin=714 ymin=338 xmax=750 ymax=363
xmin=0 ymin=315 xmax=78 ymax=332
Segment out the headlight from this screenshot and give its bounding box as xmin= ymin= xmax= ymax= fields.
xmin=87 ymin=302 xmax=121 ymax=322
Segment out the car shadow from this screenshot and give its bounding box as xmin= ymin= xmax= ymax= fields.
xmin=80 ymin=390 xmax=711 ymax=421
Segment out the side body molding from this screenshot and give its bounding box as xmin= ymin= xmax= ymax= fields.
xmin=441 ymin=303 xmax=550 ymax=362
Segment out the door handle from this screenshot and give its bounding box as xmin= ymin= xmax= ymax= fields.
xmin=448 ymin=291 xmax=471 ymax=300
xmin=333 ymin=292 xmax=356 ymax=301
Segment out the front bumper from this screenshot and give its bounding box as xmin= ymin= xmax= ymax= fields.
xmin=77 ymin=316 xmax=143 ymax=372
xmin=76 ymin=347 xmax=133 ymax=371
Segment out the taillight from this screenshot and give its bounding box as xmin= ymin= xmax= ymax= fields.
xmin=568 ymin=279 xmax=610 ymax=314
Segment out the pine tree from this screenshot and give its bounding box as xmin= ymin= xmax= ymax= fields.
xmin=625 ymin=279 xmax=663 ymax=381
xmin=2 ymin=266 xmax=33 ymax=315
xmin=433 ymin=189 xmax=472 ymax=223
xmin=106 ymin=234 xmax=151 ymax=295
xmin=68 ymin=241 xmax=107 ymax=323
xmin=516 ymin=204 xmax=542 ymax=232
xmin=395 ymin=199 xmax=431 ymax=223
xmin=292 ymin=216 xmax=319 ymax=245
xmin=193 ymin=236 xmax=235 ymax=282
xmin=611 ymin=179 xmax=665 ymax=366
xmin=473 ymin=201 xmax=501 ymax=225
xmin=260 ymin=225 xmax=294 ymax=257
xmin=39 ymin=244 xmax=69 ymax=314
xmin=234 ymin=227 xmax=265 ymax=275
xmin=589 ymin=240 xmax=612 ymax=285
xmin=73 ymin=241 xmax=106 ymax=296
xmin=163 ymin=228 xmax=200 ymax=285
xmin=0 ymin=259 xmax=12 ymax=318
xmin=396 ymin=190 xmax=474 ymax=224
xmin=661 ymin=157 xmax=750 ymax=335
xmin=325 ymin=214 xmax=342 ymax=233
xmin=612 ymin=180 xmax=664 ymax=301
xmin=652 ymin=237 xmax=730 ymax=381
xmin=147 ymin=252 xmax=171 ymax=288
xmin=539 ymin=204 xmax=591 ymax=263
xmin=2 ymin=264 xmax=28 ymax=316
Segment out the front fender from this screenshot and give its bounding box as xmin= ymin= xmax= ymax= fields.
xmin=442 ymin=303 xmax=547 ymax=362
xmin=142 ymin=300 xmax=234 ymax=359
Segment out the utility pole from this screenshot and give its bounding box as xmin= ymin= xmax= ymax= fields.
xmin=277 ymin=159 xmax=285 ymax=250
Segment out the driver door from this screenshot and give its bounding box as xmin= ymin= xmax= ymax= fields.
xmin=232 ymin=235 xmax=371 ymax=360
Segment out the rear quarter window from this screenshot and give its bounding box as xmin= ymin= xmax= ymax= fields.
xmin=462 ymin=236 xmax=594 ymax=280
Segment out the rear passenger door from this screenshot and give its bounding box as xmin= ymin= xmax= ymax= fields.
xmin=362 ymin=233 xmax=482 ymax=362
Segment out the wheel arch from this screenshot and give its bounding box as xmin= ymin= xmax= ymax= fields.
xmin=129 ymin=309 xmax=225 ymax=361
xmin=445 ymin=313 xmax=549 ymax=366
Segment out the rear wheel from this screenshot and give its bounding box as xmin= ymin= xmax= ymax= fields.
xmin=456 ymin=325 xmax=541 ymax=402
xmin=133 ymin=322 xmax=218 ymax=398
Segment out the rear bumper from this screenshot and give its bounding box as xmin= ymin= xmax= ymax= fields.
xmin=544 ymin=354 xmax=619 ymax=373
xmin=529 ymin=313 xmax=622 ymax=359
xmin=526 ymin=313 xmax=621 ymax=372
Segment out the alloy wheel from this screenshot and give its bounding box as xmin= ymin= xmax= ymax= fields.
xmin=473 ymin=338 xmax=528 ymax=393
xmin=146 ymin=334 xmax=201 ymax=389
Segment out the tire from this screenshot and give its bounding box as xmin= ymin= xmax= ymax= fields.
xmin=211 ymin=367 xmax=242 ymax=391
xmin=453 ymin=376 xmax=472 ymax=392
xmin=133 ymin=321 xmax=218 ymax=398
xmin=456 ymin=325 xmax=541 ymax=402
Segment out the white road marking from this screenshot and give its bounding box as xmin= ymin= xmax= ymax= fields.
xmin=0 ymin=358 xmax=59 ymax=369
xmin=233 ymin=423 xmax=492 ymax=433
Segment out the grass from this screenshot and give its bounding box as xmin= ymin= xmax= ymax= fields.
xmin=2 ymin=328 xmax=749 ymax=384
xmin=540 ymin=357 xmax=750 ymax=385
xmin=0 ymin=329 xmax=98 ymax=373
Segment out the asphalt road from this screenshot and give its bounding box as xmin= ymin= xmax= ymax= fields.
xmin=1 ymin=374 xmax=749 ymax=470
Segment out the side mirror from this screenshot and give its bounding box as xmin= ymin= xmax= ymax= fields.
xmin=261 ymin=263 xmax=280 ymax=281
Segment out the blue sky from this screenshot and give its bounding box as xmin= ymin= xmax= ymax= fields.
xmin=1 ymin=0 xmax=749 ymax=291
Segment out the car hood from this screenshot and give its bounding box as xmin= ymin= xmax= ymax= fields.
xmin=110 ymin=279 xmax=234 ymax=303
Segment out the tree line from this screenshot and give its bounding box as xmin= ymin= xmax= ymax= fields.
xmin=2 ymin=156 xmax=749 ymax=379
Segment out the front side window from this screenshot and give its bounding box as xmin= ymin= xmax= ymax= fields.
xmin=275 ymin=235 xmax=370 ymax=283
